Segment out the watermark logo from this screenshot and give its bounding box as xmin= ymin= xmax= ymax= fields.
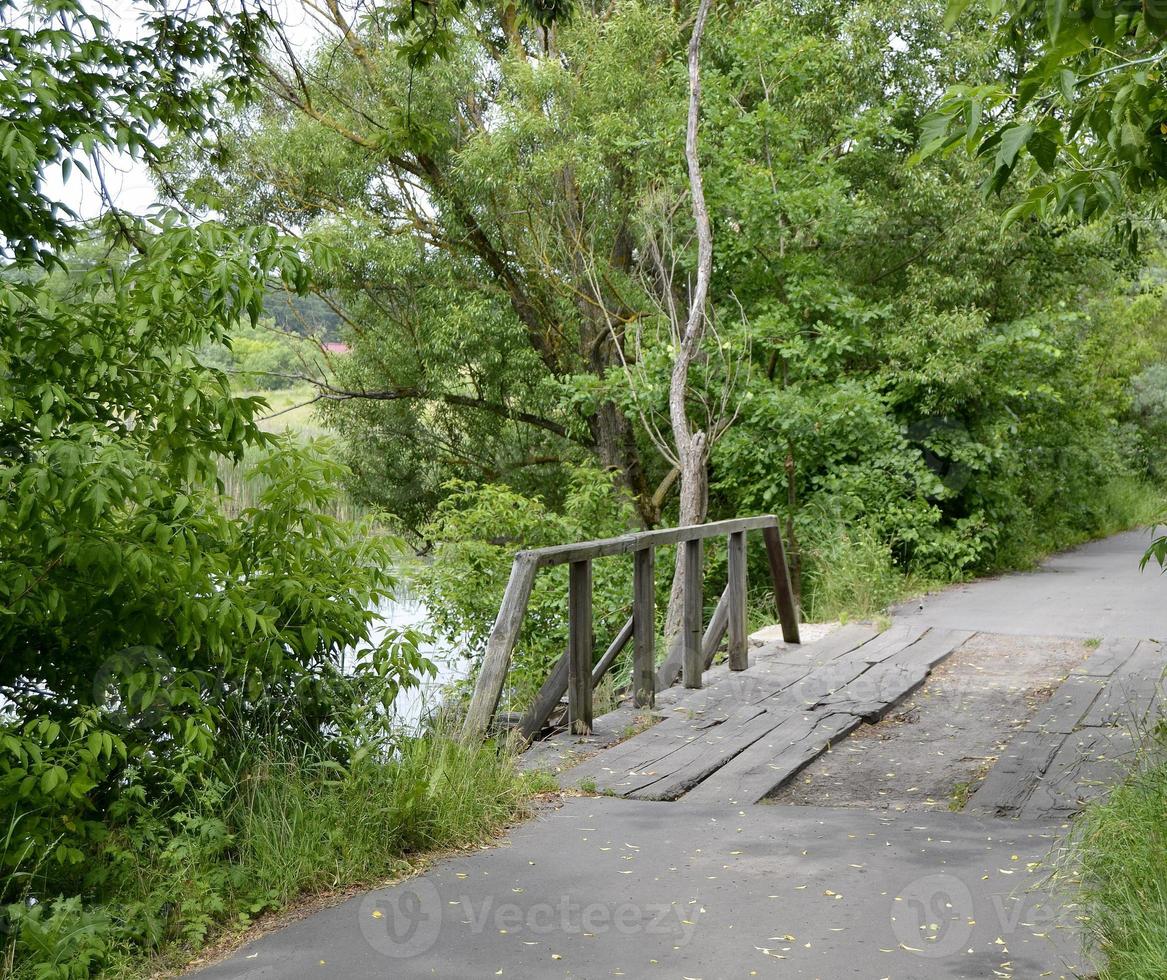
xmin=358 ymin=879 xmax=443 ymax=959
xmin=891 ymin=873 xmax=975 ymax=958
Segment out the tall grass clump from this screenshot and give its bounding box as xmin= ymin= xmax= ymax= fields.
xmin=1063 ymin=733 xmax=1167 ymax=979
xmin=799 ymin=523 xmax=913 ymax=622
xmin=2 ymin=734 xmax=549 ymax=979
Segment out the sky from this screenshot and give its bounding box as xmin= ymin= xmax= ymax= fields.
xmin=44 ymin=0 xmax=322 ymax=219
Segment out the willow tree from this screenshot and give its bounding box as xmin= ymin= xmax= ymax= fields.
xmin=174 ymin=1 xmax=707 ymax=532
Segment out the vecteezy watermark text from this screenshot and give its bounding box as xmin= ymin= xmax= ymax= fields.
xmin=358 ymin=880 xmax=698 ymax=958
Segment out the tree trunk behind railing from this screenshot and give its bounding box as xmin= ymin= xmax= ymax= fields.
xmin=663 ymin=0 xmax=715 ymax=648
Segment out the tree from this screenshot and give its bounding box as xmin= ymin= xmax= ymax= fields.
xmin=919 ymin=0 xmax=1167 ymax=229
xmin=1 ymin=0 xmax=426 ymax=920
xmin=170 ymin=2 xmax=702 ymax=532
xmin=920 ymin=0 xmax=1167 ymax=566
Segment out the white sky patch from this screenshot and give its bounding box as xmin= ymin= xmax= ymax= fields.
xmin=42 ymin=0 xmax=322 ymax=219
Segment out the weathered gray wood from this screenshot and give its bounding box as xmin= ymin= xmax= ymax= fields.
xmin=762 ymin=524 xmax=800 ymax=645
xmin=682 ymin=539 xmax=703 ymax=689
xmin=521 ymin=515 xmax=779 ymax=568
xmin=1081 ymin=639 xmax=1164 ymax=728
xmin=762 ymin=622 xmax=879 ymax=667
xmin=592 ymin=614 xmax=635 ymax=689
xmin=965 ymin=730 xmax=1064 ymax=816
xmin=460 ymin=554 xmax=539 ymax=743
xmin=518 ymin=650 xmax=570 ymax=742
xmin=1019 ymin=726 xmax=1137 ymax=819
xmin=565 ymin=657 xmax=811 ymax=786
xmin=701 ymin=586 xmax=730 ymax=671
xmin=1071 ymin=636 xmax=1141 ymax=677
xmin=567 ymin=559 xmax=594 ymax=736
xmin=813 ymin=629 xmax=973 ymax=720
xmin=516 ymin=613 xmax=637 ymax=743
xmin=681 ymin=710 xmax=864 ymax=804
xmin=727 ymin=530 xmax=748 ymax=671
xmin=655 ymin=579 xmax=732 ymax=691
xmin=632 ymin=547 xmax=656 ymax=708
xmin=566 ymin=622 xmax=939 ymax=801
xmin=1026 ymin=675 xmax=1106 ymax=735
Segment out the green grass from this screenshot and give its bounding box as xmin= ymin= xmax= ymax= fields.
xmin=1063 ymin=732 xmax=1167 ymax=979
xmin=250 ymin=384 xmax=327 ymax=437
xmin=2 ymin=736 xmax=552 ymax=979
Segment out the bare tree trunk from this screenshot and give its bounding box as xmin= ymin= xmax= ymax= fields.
xmin=663 ymin=0 xmax=715 ymax=642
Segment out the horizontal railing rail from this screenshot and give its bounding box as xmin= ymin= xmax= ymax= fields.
xmin=459 ymin=514 xmax=800 ymax=744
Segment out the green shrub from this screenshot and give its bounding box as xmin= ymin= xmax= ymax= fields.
xmin=2 ymin=736 xmax=542 ymax=978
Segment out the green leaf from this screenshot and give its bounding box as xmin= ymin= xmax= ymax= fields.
xmin=1047 ymin=0 xmax=1067 ymax=41
xmin=1028 ymin=132 xmax=1059 ymax=172
xmin=995 ymin=123 xmax=1036 ymax=171
xmin=943 ymin=0 xmax=975 ymax=28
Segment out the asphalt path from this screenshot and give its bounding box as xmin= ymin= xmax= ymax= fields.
xmin=194 ymin=530 xmax=1167 ymax=979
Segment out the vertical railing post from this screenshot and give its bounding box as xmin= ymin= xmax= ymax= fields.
xmin=727 ymin=530 xmax=748 ymax=670
xmin=762 ymin=524 xmax=800 ymax=645
xmin=682 ymin=539 xmax=703 ymax=688
xmin=568 ymin=559 xmax=594 ymax=735
xmin=632 ymin=546 xmax=655 ymax=708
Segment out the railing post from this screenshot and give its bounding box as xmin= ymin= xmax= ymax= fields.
xmin=682 ymin=539 xmax=703 ymax=688
xmin=460 ymin=553 xmax=538 ymax=743
xmin=568 ymin=559 xmax=594 ymax=735
xmin=632 ymin=547 xmax=655 ymax=707
xmin=727 ymin=530 xmax=748 ymax=670
xmin=762 ymin=524 xmax=800 ymax=645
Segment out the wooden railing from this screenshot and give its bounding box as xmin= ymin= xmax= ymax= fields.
xmin=460 ymin=515 xmax=800 ymax=743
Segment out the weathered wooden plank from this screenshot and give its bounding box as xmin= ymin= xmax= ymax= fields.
xmin=682 ymin=710 xmax=863 ymax=804
xmin=682 ymin=539 xmax=703 ymax=689
xmin=518 ymin=649 xmax=570 ymax=742
xmin=517 ymin=614 xmax=633 ymax=744
xmin=1019 ymin=726 xmax=1137 ymax=819
xmin=767 ymin=624 xmax=929 ymax=712
xmin=1071 ymin=636 xmax=1141 ymax=678
xmin=632 ymin=547 xmax=655 ymax=708
xmin=761 ymin=622 xmax=880 ymax=667
xmin=566 ymin=623 xmax=935 ymax=800
xmin=654 ymin=586 xmax=730 ymax=691
xmin=591 ymin=614 xmax=635 ymax=689
xmin=678 ymin=631 xmax=968 ymax=804
xmin=701 ymin=587 xmax=730 ymax=671
xmin=814 ymin=629 xmax=973 ymax=721
xmin=617 ymin=703 xmax=778 ymax=799
xmin=965 ymin=730 xmax=1064 ymax=817
xmin=567 ymin=559 xmax=594 ymax=736
xmin=460 ymin=554 xmax=539 ymax=743
xmin=1081 ymin=639 xmax=1165 ymax=728
xmin=1026 ymin=675 xmax=1106 ymax=735
xmin=727 ymin=530 xmax=748 ymax=671
xmin=523 ymin=515 xmax=779 ymax=568
xmin=563 ymin=664 xmax=804 ymax=787
xmin=762 ymin=524 xmax=800 ymax=645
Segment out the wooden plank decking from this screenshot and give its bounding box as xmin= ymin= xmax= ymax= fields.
xmin=557 ymin=623 xmax=974 ymax=804
xmin=966 ymin=636 xmax=1164 ymax=819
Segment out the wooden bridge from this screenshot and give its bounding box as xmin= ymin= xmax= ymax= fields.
xmin=460 ymin=516 xmax=1164 ymax=814
xmin=460 ymin=514 xmax=801 ymax=744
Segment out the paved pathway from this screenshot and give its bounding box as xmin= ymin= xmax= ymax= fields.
xmin=195 ymin=531 xmax=1167 ymax=979
xmin=893 ymin=529 xmax=1167 ymax=639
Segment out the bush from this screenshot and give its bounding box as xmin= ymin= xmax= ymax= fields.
xmin=2 ymin=737 xmax=546 ymax=978
xmin=414 ymin=466 xmax=640 ymax=710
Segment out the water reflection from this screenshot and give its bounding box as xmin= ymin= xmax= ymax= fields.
xmin=356 ymin=596 xmax=469 ymax=734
